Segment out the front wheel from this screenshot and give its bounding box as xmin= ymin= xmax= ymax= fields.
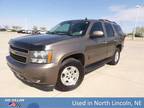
xmin=108 ymin=48 xmax=120 ymax=65
xmin=55 ymin=58 xmax=84 ymax=91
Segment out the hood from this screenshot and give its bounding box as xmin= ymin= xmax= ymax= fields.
xmin=12 ymin=34 xmax=73 ymax=45
xmin=9 ymin=34 xmax=73 ymax=50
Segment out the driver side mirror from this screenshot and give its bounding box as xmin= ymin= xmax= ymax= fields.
xmin=91 ymin=31 xmax=104 ymax=37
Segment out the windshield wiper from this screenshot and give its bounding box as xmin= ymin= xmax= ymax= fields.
xmin=56 ymin=32 xmax=68 ymax=35
xmin=46 ymin=31 xmax=56 ymax=34
xmin=47 ymin=31 xmax=71 ymax=36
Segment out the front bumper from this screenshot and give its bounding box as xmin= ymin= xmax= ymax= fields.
xmin=6 ymin=56 xmax=59 ymax=91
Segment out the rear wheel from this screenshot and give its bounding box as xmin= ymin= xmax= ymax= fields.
xmin=108 ymin=48 xmax=120 ymax=65
xmin=55 ymin=58 xmax=84 ymax=91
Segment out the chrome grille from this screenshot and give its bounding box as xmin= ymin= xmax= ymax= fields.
xmin=10 ymin=45 xmax=28 ymax=53
xmin=10 ymin=45 xmax=28 ymax=63
xmin=10 ymin=52 xmax=26 ymax=63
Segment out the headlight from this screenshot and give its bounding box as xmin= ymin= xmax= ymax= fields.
xmin=30 ymin=50 xmax=52 ymax=64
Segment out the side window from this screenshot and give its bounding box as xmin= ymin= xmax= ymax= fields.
xmin=104 ymin=23 xmax=114 ymax=37
xmin=90 ymin=22 xmax=104 ymax=36
xmin=113 ymin=24 xmax=124 ymax=36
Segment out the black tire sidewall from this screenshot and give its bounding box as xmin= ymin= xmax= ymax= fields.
xmin=55 ymin=58 xmax=84 ymax=91
xmin=108 ymin=48 xmax=120 ymax=65
xmin=114 ymin=48 xmax=120 ymax=64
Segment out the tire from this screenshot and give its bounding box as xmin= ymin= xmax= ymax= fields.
xmin=55 ymin=58 xmax=84 ymax=91
xmin=108 ymin=48 xmax=120 ymax=65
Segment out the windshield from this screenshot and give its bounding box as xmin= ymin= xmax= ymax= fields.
xmin=47 ymin=21 xmax=89 ymax=36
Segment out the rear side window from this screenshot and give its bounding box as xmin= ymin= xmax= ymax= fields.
xmin=104 ymin=23 xmax=114 ymax=37
xmin=113 ymin=24 xmax=124 ymax=36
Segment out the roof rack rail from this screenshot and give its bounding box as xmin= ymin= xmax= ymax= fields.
xmin=112 ymin=22 xmax=117 ymax=24
xmin=98 ymin=19 xmax=111 ymax=22
xmin=98 ymin=19 xmax=117 ymax=24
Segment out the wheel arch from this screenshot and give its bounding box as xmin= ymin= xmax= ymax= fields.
xmin=59 ymin=52 xmax=85 ymax=66
xmin=116 ymin=44 xmax=122 ymax=52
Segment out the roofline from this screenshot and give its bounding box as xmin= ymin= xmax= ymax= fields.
xmin=62 ymin=19 xmax=118 ymax=24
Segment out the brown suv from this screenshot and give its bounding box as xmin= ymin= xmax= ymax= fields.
xmin=6 ymin=19 xmax=125 ymax=91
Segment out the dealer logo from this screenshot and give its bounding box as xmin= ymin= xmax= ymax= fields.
xmin=8 ymin=102 xmax=21 ymax=108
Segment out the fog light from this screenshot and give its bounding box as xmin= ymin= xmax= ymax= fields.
xmin=36 ymin=80 xmax=41 ymax=83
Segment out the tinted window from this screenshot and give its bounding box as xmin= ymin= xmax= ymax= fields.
xmin=104 ymin=23 xmax=114 ymax=37
xmin=90 ymin=22 xmax=104 ymax=36
xmin=113 ymin=24 xmax=124 ymax=36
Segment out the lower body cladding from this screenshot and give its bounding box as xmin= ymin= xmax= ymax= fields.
xmin=6 ymin=56 xmax=59 ymax=91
